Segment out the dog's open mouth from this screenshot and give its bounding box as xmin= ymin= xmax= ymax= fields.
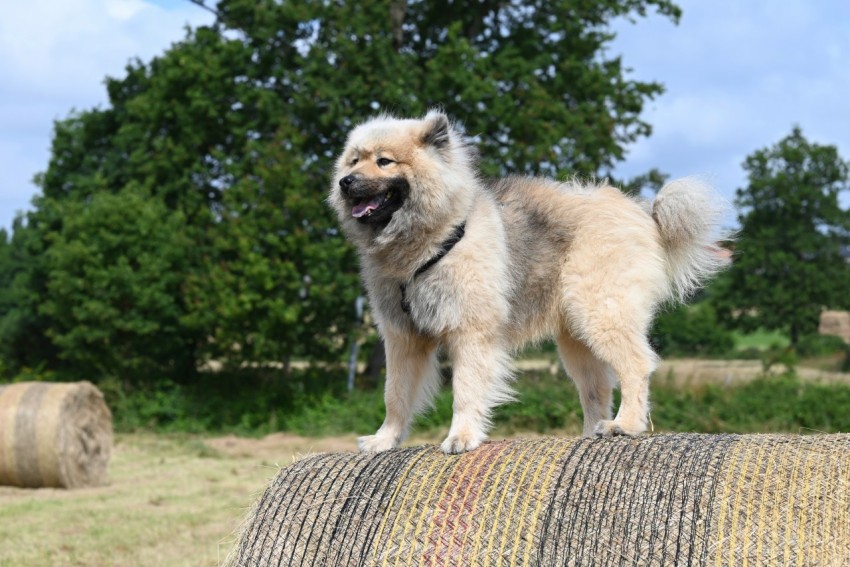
xmin=343 ymin=176 xmax=409 ymax=226
xmin=351 ymin=190 xmax=393 ymax=219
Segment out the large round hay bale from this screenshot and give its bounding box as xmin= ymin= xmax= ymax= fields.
xmin=227 ymin=434 xmax=850 ymax=566
xmin=0 ymin=381 xmax=113 ymax=488
xmin=819 ymin=310 xmax=850 ymax=344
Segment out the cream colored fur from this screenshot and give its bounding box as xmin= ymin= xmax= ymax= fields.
xmin=329 ymin=111 xmax=731 ymax=454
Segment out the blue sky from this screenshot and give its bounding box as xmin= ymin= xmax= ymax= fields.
xmin=0 ymin=0 xmax=215 ymax=232
xmin=0 ymin=0 xmax=848 ymax=232
xmin=610 ymin=0 xmax=850 ymax=205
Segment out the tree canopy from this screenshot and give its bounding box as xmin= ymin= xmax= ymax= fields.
xmin=0 ymin=0 xmax=681 ymax=384
xmin=717 ymin=127 xmax=850 ymax=345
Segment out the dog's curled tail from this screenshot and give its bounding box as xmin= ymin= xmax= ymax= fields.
xmin=652 ymin=177 xmax=734 ymax=302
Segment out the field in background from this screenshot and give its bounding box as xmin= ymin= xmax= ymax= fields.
xmin=0 ymin=433 xmax=366 ymax=566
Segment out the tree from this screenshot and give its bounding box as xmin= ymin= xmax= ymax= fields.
xmin=0 ymin=212 xmax=63 ymax=375
xmin=718 ymin=127 xmax=850 ymax=345
xmin=651 ymin=301 xmax=734 ymax=357
xmin=37 ymin=189 xmax=194 ymax=382
xmin=216 ymin=0 xmax=681 ymax=179
xmin=182 ymin=136 xmax=361 ymax=368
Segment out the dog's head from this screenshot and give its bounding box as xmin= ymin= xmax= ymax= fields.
xmin=329 ymin=110 xmax=475 ymax=235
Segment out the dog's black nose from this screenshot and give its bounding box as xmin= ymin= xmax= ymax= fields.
xmin=339 ymin=175 xmax=356 ymax=195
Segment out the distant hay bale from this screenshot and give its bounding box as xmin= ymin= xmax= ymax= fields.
xmin=820 ymin=310 xmax=850 ymax=344
xmin=0 ymin=381 xmax=113 ymax=488
xmin=227 ymin=434 xmax=850 ymax=566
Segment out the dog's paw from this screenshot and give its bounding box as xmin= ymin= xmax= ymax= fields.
xmin=358 ymin=433 xmax=399 ymax=453
xmin=593 ymin=419 xmax=644 ymax=437
xmin=440 ymin=430 xmax=486 ymax=454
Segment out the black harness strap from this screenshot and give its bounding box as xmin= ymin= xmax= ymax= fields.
xmin=399 ymin=222 xmax=466 ymax=314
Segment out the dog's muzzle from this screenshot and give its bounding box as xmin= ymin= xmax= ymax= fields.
xmin=338 ymin=175 xmax=409 ymax=225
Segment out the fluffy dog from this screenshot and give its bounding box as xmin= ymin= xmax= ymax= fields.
xmin=329 ymin=110 xmax=730 ymax=454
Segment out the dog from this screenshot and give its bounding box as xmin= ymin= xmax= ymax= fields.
xmin=328 ymin=110 xmax=731 ymax=454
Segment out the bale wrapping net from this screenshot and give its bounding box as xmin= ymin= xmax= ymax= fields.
xmin=228 ymin=434 xmax=850 ymax=566
xmin=0 ymin=381 xmax=113 ymax=488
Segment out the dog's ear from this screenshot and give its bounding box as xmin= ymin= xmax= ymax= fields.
xmin=420 ymin=111 xmax=451 ymax=149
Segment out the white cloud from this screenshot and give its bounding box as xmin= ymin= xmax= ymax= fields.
xmin=106 ymin=0 xmax=149 ymax=21
xmin=0 ymin=0 xmax=215 ymax=230
xmin=612 ymin=0 xmax=850 ymax=203
xmin=0 ymin=0 xmax=212 ymax=100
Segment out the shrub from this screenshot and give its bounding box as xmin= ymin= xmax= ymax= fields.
xmin=794 ymin=334 xmax=848 ymax=357
xmin=95 ymin=365 xmax=850 ymax=437
xmin=651 ymin=302 xmax=735 ymax=357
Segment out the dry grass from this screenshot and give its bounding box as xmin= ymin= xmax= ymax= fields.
xmin=0 ymin=432 xmax=366 ymax=566
xmin=515 ymin=357 xmax=850 ymax=387
xmin=655 ymin=358 xmax=850 ymax=386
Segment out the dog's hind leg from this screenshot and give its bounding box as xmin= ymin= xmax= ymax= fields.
xmin=441 ymin=336 xmax=514 ymax=454
xmin=358 ymin=329 xmax=440 ymax=453
xmin=587 ymin=330 xmax=657 ymax=437
xmin=556 ymin=333 xmax=615 ymax=437
xmin=562 ymin=272 xmax=660 ymax=436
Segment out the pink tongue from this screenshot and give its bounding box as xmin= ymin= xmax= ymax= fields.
xmin=352 ymin=195 xmax=384 ymax=218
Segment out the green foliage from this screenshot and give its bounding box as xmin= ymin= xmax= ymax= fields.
xmin=652 ymin=373 xmax=850 ymax=433
xmin=717 ymin=127 xmax=850 ymax=345
xmin=759 ymin=346 xmax=798 ymax=374
xmin=182 ymin=139 xmax=360 ymax=367
xmin=650 ymin=301 xmax=735 ymax=357
xmin=793 ymin=334 xmax=849 ymax=358
xmin=103 ymin=369 xmax=850 ymax=437
xmin=218 ymin=0 xmax=681 ymax=178
xmin=0 ymin=213 xmax=63 ymax=374
xmin=282 ymin=390 xmax=390 ymax=437
xmin=491 ymin=374 xmax=584 ymax=432
xmin=38 ymin=189 xmax=194 ymax=382
xmin=105 ymin=367 xmax=344 ymax=434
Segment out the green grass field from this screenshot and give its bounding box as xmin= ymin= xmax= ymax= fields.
xmin=732 ymin=328 xmax=789 ymax=350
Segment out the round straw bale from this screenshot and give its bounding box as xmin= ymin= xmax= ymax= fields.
xmin=0 ymin=381 xmax=113 ymax=488
xmin=227 ymin=434 xmax=850 ymax=566
xmin=819 ymin=310 xmax=850 ymax=344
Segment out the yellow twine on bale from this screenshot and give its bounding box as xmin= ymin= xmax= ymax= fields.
xmin=226 ymin=434 xmax=850 ymax=567
xmin=0 ymin=381 xmax=113 ymax=489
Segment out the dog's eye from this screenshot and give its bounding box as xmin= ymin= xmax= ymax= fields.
xmin=350 ymin=158 xmax=359 ymax=166
xmin=376 ymin=157 xmax=394 ymax=167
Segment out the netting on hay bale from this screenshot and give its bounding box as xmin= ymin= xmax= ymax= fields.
xmin=227 ymin=434 xmax=850 ymax=566
xmin=0 ymin=381 xmax=113 ymax=488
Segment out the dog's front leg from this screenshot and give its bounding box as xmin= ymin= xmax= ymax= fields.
xmin=441 ymin=336 xmax=514 ymax=454
xmin=358 ymin=330 xmax=440 ymax=453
